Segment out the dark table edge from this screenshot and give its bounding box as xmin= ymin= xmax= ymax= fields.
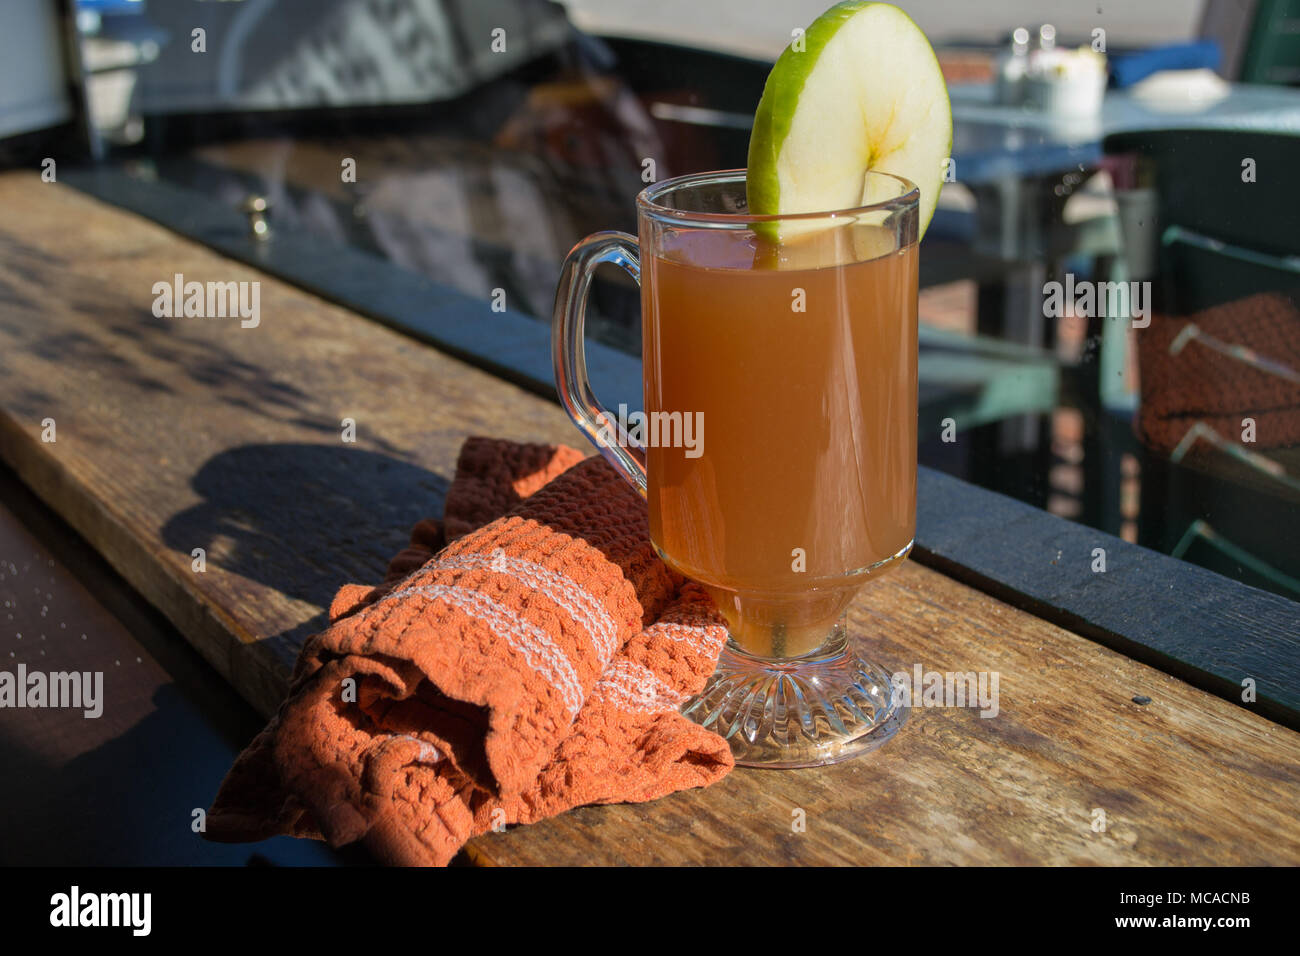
xmin=915 ymin=468 xmax=1297 ymax=728
xmin=60 ymin=165 xmax=1300 ymax=730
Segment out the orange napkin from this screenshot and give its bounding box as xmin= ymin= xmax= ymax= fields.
xmin=204 ymin=437 xmax=733 ymax=865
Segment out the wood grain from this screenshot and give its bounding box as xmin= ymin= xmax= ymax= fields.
xmin=0 ymin=172 xmax=1296 ymax=865
xmin=0 ymin=171 xmax=575 ymax=716
xmin=471 ymin=560 xmax=1300 ymax=865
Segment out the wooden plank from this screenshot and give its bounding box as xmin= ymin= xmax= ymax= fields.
xmin=0 ymin=171 xmax=575 ymax=717
xmin=469 ymin=559 xmax=1300 ymax=865
xmin=0 ymin=173 xmax=1296 ymax=865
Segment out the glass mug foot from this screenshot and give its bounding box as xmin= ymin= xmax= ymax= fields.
xmin=680 ymin=616 xmax=907 ymax=768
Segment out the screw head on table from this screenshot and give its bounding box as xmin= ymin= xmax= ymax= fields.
xmin=240 ymin=195 xmax=271 ymax=241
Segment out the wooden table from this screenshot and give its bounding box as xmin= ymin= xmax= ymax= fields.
xmin=1 ymin=172 xmax=1297 ymax=866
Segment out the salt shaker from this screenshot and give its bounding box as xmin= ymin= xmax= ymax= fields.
xmin=995 ymin=27 xmax=1030 ymax=106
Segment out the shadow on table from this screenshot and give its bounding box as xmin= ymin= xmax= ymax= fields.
xmin=3 ymin=440 xmax=455 ymax=865
xmin=160 ymin=442 xmax=450 ymax=647
xmin=0 ymin=684 xmax=362 ymax=865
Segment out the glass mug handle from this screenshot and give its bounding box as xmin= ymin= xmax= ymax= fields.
xmin=551 ymin=230 xmax=647 ymax=498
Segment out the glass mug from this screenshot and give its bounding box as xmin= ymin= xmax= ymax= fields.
xmin=552 ymin=169 xmax=917 ymax=767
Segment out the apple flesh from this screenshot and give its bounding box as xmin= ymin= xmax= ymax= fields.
xmin=747 ymin=2 xmax=952 ymax=241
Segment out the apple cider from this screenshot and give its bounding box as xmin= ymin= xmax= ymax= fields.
xmin=642 ymin=225 xmax=918 ymax=657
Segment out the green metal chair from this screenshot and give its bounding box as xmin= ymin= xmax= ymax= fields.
xmin=1240 ymin=0 xmax=1300 ymax=86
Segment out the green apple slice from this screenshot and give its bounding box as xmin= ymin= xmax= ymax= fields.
xmin=747 ymin=2 xmax=952 ymax=242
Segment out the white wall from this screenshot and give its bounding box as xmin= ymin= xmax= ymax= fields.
xmin=0 ymin=0 xmax=72 ymax=138
xmin=559 ymin=0 xmax=1209 ymax=59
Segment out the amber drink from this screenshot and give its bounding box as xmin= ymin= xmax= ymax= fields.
xmin=644 ymin=227 xmax=917 ymax=657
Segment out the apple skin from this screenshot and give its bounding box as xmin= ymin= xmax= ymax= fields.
xmin=746 ymin=1 xmax=952 ymax=242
